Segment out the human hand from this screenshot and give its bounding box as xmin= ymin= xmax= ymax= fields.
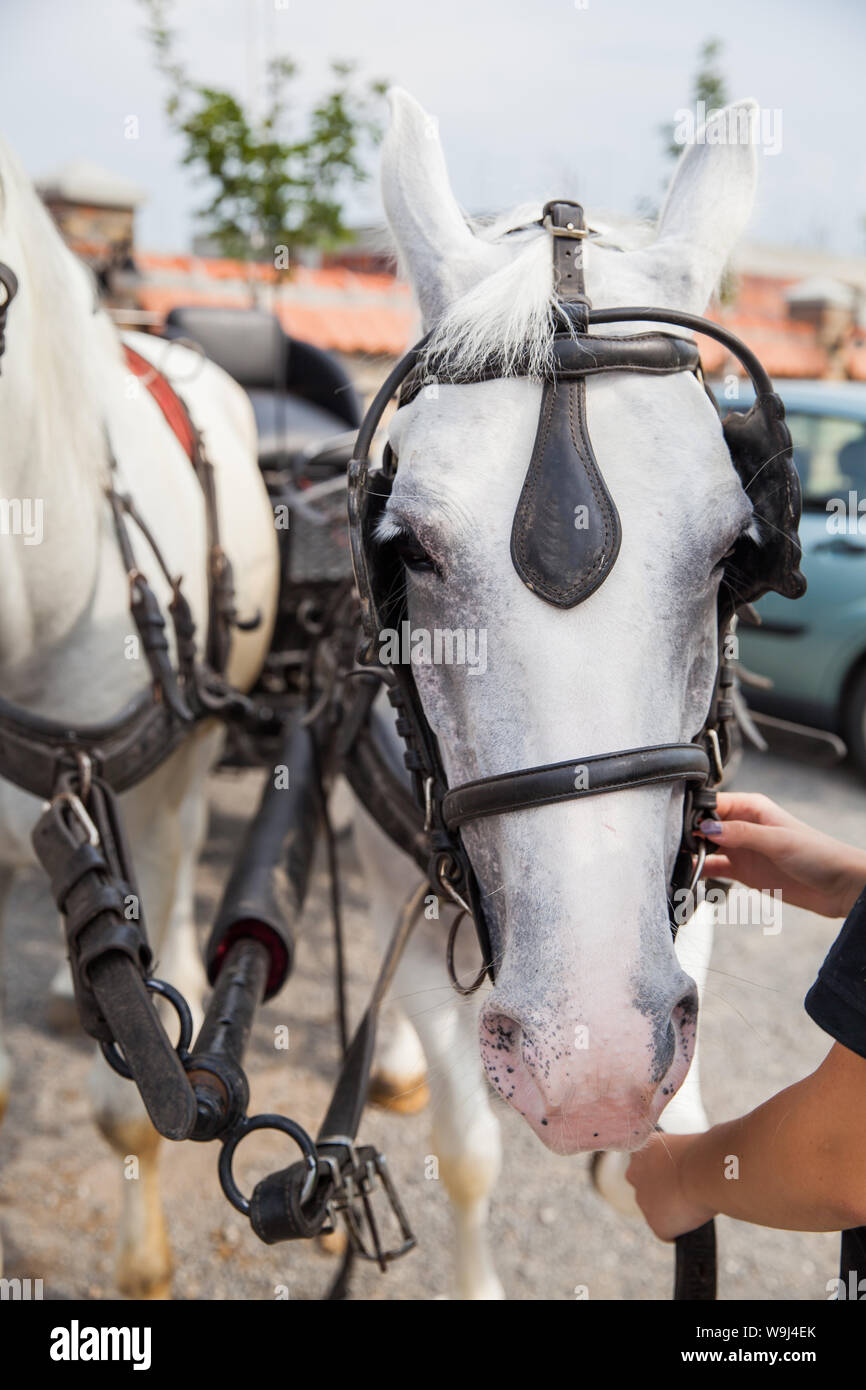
xmin=699 ymin=792 xmax=866 ymax=918
xmin=625 ymin=1133 xmax=715 ymax=1241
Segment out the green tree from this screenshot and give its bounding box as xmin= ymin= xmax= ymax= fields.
xmin=140 ymin=0 xmax=385 ymax=264
xmin=654 ymin=38 xmax=736 ymax=302
xmin=662 ymin=37 xmax=729 ymax=161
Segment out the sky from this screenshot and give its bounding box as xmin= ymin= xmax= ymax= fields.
xmin=2 ymin=0 xmax=865 ymax=258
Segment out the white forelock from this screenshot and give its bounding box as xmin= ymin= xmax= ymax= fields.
xmin=418 ymin=206 xmax=654 ymax=382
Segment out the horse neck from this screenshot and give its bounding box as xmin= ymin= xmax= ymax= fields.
xmin=0 ymin=283 xmax=110 ymax=669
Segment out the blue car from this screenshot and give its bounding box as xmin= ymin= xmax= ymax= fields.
xmin=714 ymin=380 xmax=866 ymax=777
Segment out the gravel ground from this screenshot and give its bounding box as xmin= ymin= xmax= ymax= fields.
xmin=0 ymin=745 xmax=862 ymax=1301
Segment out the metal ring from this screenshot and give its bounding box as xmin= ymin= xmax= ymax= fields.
xmin=50 ymin=789 xmax=100 ymax=847
xmin=101 ymin=977 xmax=194 ymax=1079
xmin=218 ymin=1113 xmax=318 ymax=1216
xmin=687 ymin=841 xmax=708 ymax=897
xmin=435 ymin=852 xmax=473 ymax=916
xmin=446 ymin=911 xmax=488 ymax=996
xmin=706 ymin=728 xmax=725 ymax=784
xmin=73 ymin=751 xmax=93 ymax=803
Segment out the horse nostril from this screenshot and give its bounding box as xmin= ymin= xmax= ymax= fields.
xmin=480 ymin=1010 xmax=521 ymax=1056
xmin=657 ymin=986 xmax=700 ymax=1082
xmin=479 ymin=1009 xmax=522 ymax=1098
xmin=674 ymin=986 xmax=699 ymax=1028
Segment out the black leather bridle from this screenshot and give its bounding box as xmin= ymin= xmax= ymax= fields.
xmin=346 ymin=200 xmax=805 ymax=991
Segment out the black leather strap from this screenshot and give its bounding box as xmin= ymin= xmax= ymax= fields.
xmin=674 ymin=1220 xmax=717 ymax=1300
xmin=510 ymin=375 xmax=622 ymax=607
xmin=509 ymin=202 xmax=623 ymax=609
xmin=544 ymin=200 xmax=590 ymax=330
xmin=552 ymin=332 xmax=700 ymax=377
xmin=32 ymin=776 xmax=152 ymax=1041
xmin=411 ymin=331 xmax=701 ymax=392
xmin=250 ymin=1158 xmax=334 ymax=1245
xmin=442 ymin=743 xmax=711 ymax=830
xmin=0 ymin=690 xmax=192 ymax=801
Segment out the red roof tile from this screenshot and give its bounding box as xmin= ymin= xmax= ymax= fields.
xmin=131 ymin=258 xmax=856 ymax=373
xmin=135 ymin=253 xmax=415 ymax=356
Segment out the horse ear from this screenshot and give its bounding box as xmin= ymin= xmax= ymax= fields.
xmin=651 ymin=100 xmax=759 ymax=312
xmin=381 ymin=88 xmax=488 ymax=326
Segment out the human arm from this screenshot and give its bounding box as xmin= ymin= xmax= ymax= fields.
xmin=627 ymin=1042 xmax=866 ymax=1239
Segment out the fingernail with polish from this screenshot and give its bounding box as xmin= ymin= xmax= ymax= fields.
xmin=699 ymin=820 xmax=723 ymax=836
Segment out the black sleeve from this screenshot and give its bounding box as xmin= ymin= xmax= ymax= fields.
xmin=804 ymin=886 xmax=866 ymax=1060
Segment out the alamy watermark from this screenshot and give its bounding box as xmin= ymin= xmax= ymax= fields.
xmin=0 ymin=497 xmax=43 ymax=545
xmin=826 ymin=492 xmax=865 ymax=535
xmin=379 ymin=620 xmax=487 ymax=674
xmin=1 ymin=1276 xmax=43 ymax=1299
xmin=673 ymin=882 xmax=783 ymax=934
xmin=49 ymin=1320 xmax=151 ymax=1370
xmin=672 ymin=102 xmax=782 ymax=157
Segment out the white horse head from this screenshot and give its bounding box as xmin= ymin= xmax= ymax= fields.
xmin=379 ymin=89 xmax=759 ymax=1154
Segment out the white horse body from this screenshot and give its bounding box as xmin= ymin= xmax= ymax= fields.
xmin=0 ymin=137 xmax=279 ymax=1295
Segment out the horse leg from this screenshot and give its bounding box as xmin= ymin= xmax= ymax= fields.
xmin=591 ymin=898 xmax=716 ymax=1216
xmin=353 ymin=806 xmax=504 ymax=1300
xmin=88 ymin=728 xmax=219 ymax=1299
xmin=409 ymin=962 xmax=504 ymax=1300
xmin=369 ymin=1003 xmax=430 ymax=1114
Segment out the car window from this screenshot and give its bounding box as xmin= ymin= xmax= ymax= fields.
xmin=720 ymin=405 xmax=866 ymax=507
xmin=784 ymin=413 xmax=866 ymax=506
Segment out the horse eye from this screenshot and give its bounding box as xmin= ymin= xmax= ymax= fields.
xmin=716 ymin=530 xmax=748 ymax=569
xmin=393 ymin=530 xmax=440 ymax=575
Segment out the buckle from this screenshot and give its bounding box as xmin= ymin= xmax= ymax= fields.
xmin=48 ymin=789 xmax=100 ymax=847
xmin=541 ymin=214 xmax=597 ymax=239
xmin=319 ymin=1137 xmax=416 ymax=1270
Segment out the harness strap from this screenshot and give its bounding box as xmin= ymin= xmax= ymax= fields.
xmin=123 ymin=344 xmax=196 ymax=461
xmin=123 ymin=341 xmax=253 ymax=675
xmin=442 ymin=744 xmax=712 ymax=830
xmin=32 ymin=773 xmax=151 ymax=1041
xmin=544 ymin=199 xmax=591 ymax=327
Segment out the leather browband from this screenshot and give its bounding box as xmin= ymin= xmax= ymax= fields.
xmin=441 ymin=743 xmax=711 ymax=830
xmin=552 ymin=332 xmax=700 ymax=377
xmin=407 ymin=330 xmax=701 ymax=393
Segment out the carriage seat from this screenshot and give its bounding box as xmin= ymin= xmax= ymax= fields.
xmin=162 ymin=306 xmax=361 ymax=473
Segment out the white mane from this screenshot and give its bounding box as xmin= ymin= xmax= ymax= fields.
xmin=417 ymin=204 xmax=653 ymax=381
